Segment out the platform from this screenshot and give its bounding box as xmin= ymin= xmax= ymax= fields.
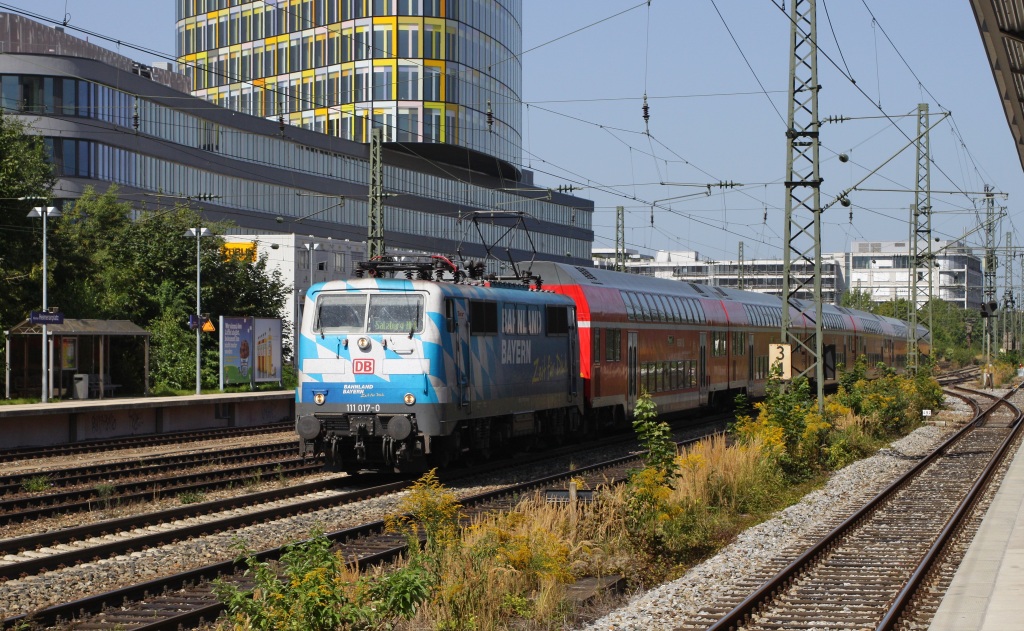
xmin=930 ymin=436 xmax=1024 ymax=630
xmin=0 ymin=391 xmax=295 ymax=449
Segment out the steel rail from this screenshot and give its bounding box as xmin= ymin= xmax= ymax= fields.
xmin=706 ymin=382 xmax=1021 ymax=631
xmin=877 ymin=391 xmax=1024 ymax=629
xmin=1 ymin=432 xmax=704 ymax=630
xmin=0 ymin=422 xmax=293 ymax=463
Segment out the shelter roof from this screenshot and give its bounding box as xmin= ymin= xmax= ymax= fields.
xmin=7 ymin=319 xmax=151 ymax=337
xmin=971 ymin=0 xmax=1024 ymax=174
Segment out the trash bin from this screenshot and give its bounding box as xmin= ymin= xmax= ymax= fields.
xmin=73 ymin=374 xmax=90 ymax=400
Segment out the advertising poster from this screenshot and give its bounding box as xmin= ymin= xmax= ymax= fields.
xmin=220 ymin=316 xmax=254 ymax=388
xmin=61 ymin=338 xmax=77 ymax=371
xmin=254 ymin=318 xmax=283 ymax=383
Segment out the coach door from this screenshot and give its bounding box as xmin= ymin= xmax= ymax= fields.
xmin=824 ymin=344 xmax=836 ymax=380
xmin=699 ymin=332 xmax=708 ymax=405
xmin=748 ymin=334 xmax=755 ymax=389
xmin=567 ymin=307 xmax=578 ymax=400
xmin=447 ymin=298 xmax=471 ymax=409
xmin=627 ymin=331 xmax=638 ymax=412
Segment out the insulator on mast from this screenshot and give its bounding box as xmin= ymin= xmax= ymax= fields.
xmin=641 ymin=93 xmax=650 ymax=133
xmin=486 ymin=100 xmax=493 ymax=131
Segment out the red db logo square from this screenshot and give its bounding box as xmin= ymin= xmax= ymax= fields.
xmin=353 ymin=359 xmax=375 ymax=374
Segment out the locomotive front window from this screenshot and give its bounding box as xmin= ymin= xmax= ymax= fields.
xmin=367 ymin=294 xmax=424 ymax=333
xmin=316 ymin=294 xmax=367 ymax=332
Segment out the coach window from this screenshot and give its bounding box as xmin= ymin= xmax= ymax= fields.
xmin=649 ymin=294 xmax=661 ymax=322
xmin=470 ymin=301 xmax=498 ymax=335
xmin=647 ymin=294 xmax=660 ymax=322
xmin=592 ymin=328 xmax=601 ymax=364
xmin=669 ymin=296 xmax=683 ymax=323
xmin=655 ymin=295 xmax=670 ymax=322
xmin=631 ymin=293 xmax=645 ymax=321
xmin=622 ymin=292 xmax=637 ymax=321
xmin=641 ymin=294 xmax=654 ymax=321
xmin=605 ymin=328 xmax=622 ymax=361
xmin=733 ymin=332 xmax=746 ymax=355
xmin=712 ymin=331 xmax=727 ymax=357
xmin=316 ymin=294 xmax=367 ymax=332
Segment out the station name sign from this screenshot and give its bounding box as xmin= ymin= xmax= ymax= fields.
xmin=30 ymin=311 xmax=64 ymax=325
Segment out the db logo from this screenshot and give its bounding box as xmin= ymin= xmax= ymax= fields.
xmin=353 ymin=359 xmax=375 ymax=374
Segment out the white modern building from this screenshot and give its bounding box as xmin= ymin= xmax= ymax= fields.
xmin=594 ymin=241 xmax=984 ymax=310
xmin=846 ymin=240 xmax=983 ymax=309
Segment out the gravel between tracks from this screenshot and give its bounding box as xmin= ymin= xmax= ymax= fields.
xmin=579 ymin=394 xmax=976 ymax=631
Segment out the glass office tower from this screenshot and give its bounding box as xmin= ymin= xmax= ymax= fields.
xmin=176 ymin=0 xmax=522 ymax=165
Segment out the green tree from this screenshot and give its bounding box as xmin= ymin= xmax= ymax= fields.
xmin=924 ymin=298 xmax=979 ymax=364
xmin=0 ymin=112 xmax=56 ymax=347
xmin=48 ymin=187 xmax=289 ymax=392
xmin=839 ymin=287 xmax=875 ymax=312
xmin=874 ymin=297 xmax=913 ymax=320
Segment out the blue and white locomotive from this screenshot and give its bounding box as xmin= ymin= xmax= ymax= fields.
xmin=294 ymin=260 xmax=583 ymax=472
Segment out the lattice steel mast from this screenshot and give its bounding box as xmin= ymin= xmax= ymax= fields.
xmin=781 ymin=0 xmax=824 ymax=413
xmin=1005 ymin=232 xmax=1014 ymax=350
xmin=368 ymin=127 xmax=385 ymax=259
xmin=908 ymin=103 xmax=933 ymax=372
xmin=984 ymin=185 xmax=997 ymax=368
xmin=738 ymin=241 xmax=746 ymax=290
xmin=615 ymin=205 xmax=626 ymax=272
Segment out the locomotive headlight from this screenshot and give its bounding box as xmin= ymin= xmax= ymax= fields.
xmin=313 ymin=392 xmax=326 ymax=405
xmin=404 ymin=393 xmax=416 ymax=405
xmin=357 ymin=337 xmax=371 ymax=350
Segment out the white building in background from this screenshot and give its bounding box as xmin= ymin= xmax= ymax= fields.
xmin=846 ymin=240 xmax=983 ymax=309
xmin=593 ymin=242 xmax=984 ymax=310
xmin=593 ymin=249 xmax=845 ymax=304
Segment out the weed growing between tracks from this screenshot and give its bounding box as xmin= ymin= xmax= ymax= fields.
xmin=19 ymin=475 xmax=51 ymax=493
xmin=212 ymin=363 xmax=945 ymax=630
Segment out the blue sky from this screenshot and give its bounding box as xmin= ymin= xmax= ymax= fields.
xmin=2 ymin=1 xmax=1019 ymax=264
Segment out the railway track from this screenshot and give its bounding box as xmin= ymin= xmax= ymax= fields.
xmin=0 ymin=441 xmax=299 ymax=496
xmin=0 ymin=416 xmax=725 ymax=630
xmin=4 ymin=452 xmax=644 ymax=630
xmin=0 ymin=422 xmax=293 ymax=464
xmin=681 ymin=383 xmax=1023 ymax=631
xmin=0 ymin=456 xmax=324 ymax=525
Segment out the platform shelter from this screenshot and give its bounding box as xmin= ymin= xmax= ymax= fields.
xmin=4 ymin=319 xmax=150 ymax=400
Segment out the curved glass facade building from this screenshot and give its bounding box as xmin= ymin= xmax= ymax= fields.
xmin=175 ymin=0 xmax=522 ymax=166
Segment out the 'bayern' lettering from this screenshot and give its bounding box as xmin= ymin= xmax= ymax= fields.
xmin=501 ymin=339 xmax=532 ymax=364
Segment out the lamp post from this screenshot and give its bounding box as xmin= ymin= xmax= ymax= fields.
xmin=184 ymin=227 xmax=212 ymax=395
xmin=304 ymin=241 xmax=322 ymax=285
xmin=28 ymin=206 xmax=61 ymax=402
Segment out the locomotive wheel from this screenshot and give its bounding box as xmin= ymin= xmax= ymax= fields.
xmin=327 ymin=440 xmax=344 ymax=471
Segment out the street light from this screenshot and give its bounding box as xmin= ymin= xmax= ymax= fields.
xmin=184 ymin=227 xmax=212 ymax=395
xmin=304 ymin=241 xmax=322 ymax=285
xmin=28 ymin=205 xmax=61 ymax=402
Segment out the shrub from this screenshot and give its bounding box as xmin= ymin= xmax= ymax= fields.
xmin=386 ymin=468 xmax=463 ymax=556
xmin=214 ymin=530 xmax=429 ymax=631
xmin=631 ymin=390 xmax=676 ymax=480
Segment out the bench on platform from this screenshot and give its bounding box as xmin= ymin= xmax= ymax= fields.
xmin=88 ymin=375 xmax=122 ymax=398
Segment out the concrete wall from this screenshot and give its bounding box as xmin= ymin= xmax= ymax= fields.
xmin=0 ymin=392 xmax=295 ymax=449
